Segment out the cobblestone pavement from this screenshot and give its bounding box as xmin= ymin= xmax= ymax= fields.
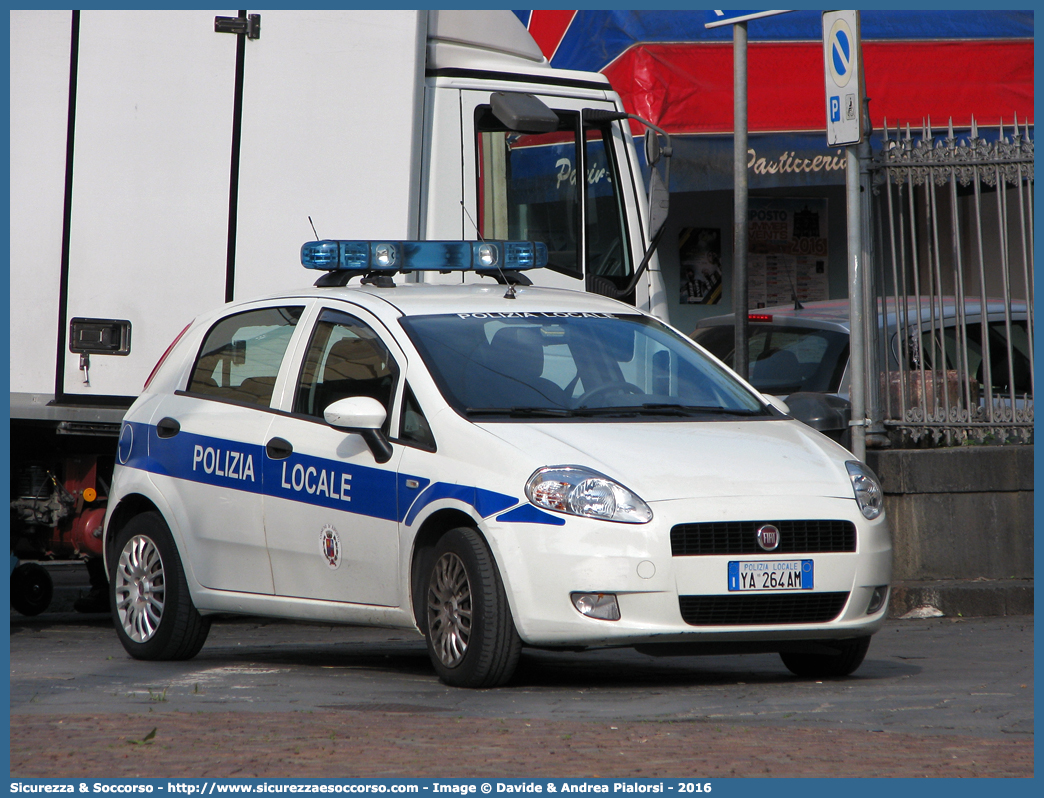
xmin=9 ymin=711 xmax=1032 ymax=778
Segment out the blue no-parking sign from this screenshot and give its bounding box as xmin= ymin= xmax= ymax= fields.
xmin=823 ymin=10 xmax=864 ymax=145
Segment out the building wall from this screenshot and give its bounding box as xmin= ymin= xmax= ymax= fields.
xmin=866 ymin=445 xmax=1034 ymax=582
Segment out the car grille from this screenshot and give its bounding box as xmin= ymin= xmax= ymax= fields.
xmin=678 ymin=592 xmax=849 ymax=626
xmin=670 ymin=520 xmax=856 ymax=556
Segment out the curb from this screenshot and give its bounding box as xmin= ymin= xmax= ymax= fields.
xmin=888 ymin=578 xmax=1034 ymax=619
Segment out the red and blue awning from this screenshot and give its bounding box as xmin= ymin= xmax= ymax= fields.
xmin=515 ymin=10 xmax=1033 ymax=135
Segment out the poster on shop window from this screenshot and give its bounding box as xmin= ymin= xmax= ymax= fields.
xmin=677 ymin=227 xmax=723 ymax=304
xmin=747 ymin=198 xmax=829 ymax=308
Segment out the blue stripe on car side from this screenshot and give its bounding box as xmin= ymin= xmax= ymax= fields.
xmin=120 ymin=421 xmax=516 ymax=526
xmin=402 ymin=482 xmax=517 ymax=527
xmin=495 ymin=504 xmax=567 ymax=526
xmin=396 ymin=473 xmax=432 ymax=522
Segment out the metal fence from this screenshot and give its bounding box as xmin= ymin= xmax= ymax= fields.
xmin=869 ymin=116 xmax=1034 ymax=445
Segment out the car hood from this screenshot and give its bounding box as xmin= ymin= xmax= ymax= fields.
xmin=476 ymin=418 xmax=855 ymax=503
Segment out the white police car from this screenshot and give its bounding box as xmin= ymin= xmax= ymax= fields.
xmin=104 ymin=239 xmax=891 ymax=687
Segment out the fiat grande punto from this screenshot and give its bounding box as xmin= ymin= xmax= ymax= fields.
xmin=103 ymin=239 xmax=891 ymax=687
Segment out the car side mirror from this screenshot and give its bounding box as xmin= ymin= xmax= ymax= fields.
xmin=783 ymin=392 xmax=852 ymax=438
xmin=761 ymin=393 xmax=791 ymax=416
xmin=324 ymin=396 xmax=393 ymax=464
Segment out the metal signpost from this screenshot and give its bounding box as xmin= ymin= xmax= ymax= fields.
xmin=822 ymin=10 xmax=868 ymax=460
xmin=704 ymin=10 xmax=790 ymax=383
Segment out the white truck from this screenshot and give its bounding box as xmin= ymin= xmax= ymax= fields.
xmin=9 ymin=9 xmax=670 ymax=612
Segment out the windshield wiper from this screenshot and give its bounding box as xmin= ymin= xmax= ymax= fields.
xmin=571 ymin=403 xmax=763 ymax=417
xmin=466 ymin=406 xmax=574 ymax=418
xmin=466 ymin=404 xmax=764 ymax=419
xmin=640 ymin=403 xmax=764 ymax=416
xmin=570 ymin=406 xmax=643 ymax=417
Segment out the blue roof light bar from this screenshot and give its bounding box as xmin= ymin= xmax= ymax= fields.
xmin=301 ymin=240 xmax=548 ymax=272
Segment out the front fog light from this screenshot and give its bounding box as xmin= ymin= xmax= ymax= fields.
xmin=571 ymin=592 xmax=621 ymax=621
xmin=846 ymin=461 xmax=884 ymax=520
xmin=866 ymin=585 xmax=889 ymax=615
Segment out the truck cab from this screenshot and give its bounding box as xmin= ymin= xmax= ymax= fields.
xmin=421 ymin=17 xmax=666 ymax=316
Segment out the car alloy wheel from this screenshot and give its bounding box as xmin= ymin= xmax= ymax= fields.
xmin=114 ymin=534 xmax=166 ymax=643
xmin=109 ymin=512 xmax=210 ymax=660
xmin=426 ymin=551 xmax=473 ymax=668
xmin=419 ymin=527 xmax=521 ymax=688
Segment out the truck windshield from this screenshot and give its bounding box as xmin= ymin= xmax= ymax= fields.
xmin=475 ymin=108 xmax=633 ymax=298
xmin=400 ymin=313 xmax=767 ymax=419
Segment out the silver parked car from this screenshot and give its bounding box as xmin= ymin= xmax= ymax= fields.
xmin=691 ymin=297 xmax=1031 ymax=442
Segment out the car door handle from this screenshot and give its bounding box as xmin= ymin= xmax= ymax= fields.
xmin=156 ymin=417 xmax=181 ymax=438
xmin=266 ymin=437 xmax=293 ymax=460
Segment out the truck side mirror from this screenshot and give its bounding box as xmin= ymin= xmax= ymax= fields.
xmin=647 ymin=167 xmax=670 ymax=242
xmin=579 ymin=109 xmax=673 ymax=300
xmin=644 ymin=128 xmax=661 ymax=167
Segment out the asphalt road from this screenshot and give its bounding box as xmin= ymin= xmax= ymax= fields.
xmin=10 ymin=607 xmax=1032 ymax=738
xmin=7 ymin=562 xmax=1034 ymax=778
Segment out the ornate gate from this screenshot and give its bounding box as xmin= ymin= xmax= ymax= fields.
xmin=870 ymin=117 xmax=1033 ymax=444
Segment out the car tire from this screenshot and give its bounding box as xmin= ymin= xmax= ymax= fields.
xmin=780 ymin=635 xmax=871 ymax=678
xmin=422 ymin=527 xmax=521 ymax=688
xmin=110 ymin=511 xmax=210 ymax=661
xmin=10 ymin=562 xmax=54 ymax=616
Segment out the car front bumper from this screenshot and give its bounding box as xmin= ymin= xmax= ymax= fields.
xmin=484 ymin=493 xmax=892 ymax=648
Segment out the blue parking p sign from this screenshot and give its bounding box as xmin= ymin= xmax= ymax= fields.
xmin=829 ymin=96 xmax=841 ymax=123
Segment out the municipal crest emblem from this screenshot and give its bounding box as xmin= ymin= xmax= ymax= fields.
xmin=319 ymin=524 xmax=341 ymax=569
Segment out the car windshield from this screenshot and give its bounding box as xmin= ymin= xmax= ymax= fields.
xmin=400 ymin=313 xmax=768 ymax=419
xmin=692 ymin=324 xmax=850 ymax=395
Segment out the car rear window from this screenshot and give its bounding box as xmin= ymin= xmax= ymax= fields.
xmin=187 ymin=306 xmax=303 ymax=407
xmin=692 ymin=324 xmax=849 ymax=394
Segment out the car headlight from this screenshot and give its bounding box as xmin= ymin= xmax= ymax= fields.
xmin=525 ymin=466 xmax=652 ymax=524
xmin=846 ymin=461 xmax=884 ymax=520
